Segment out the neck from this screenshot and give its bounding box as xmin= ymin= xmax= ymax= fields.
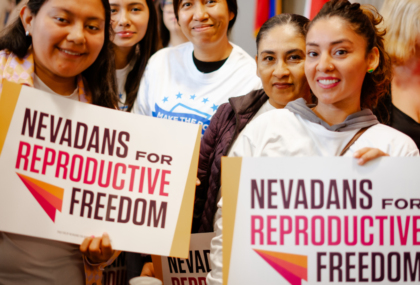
xmin=34 ymin=65 xmax=76 ymax=96
xmin=193 ymin=36 xmax=232 ymax=62
xmin=114 ymin=45 xmax=135 ymax=69
xmin=313 ymin=98 xmax=361 ymax=126
xmin=392 ymin=58 xmax=420 ymax=123
xmin=169 ymin=29 xmax=188 ymax=47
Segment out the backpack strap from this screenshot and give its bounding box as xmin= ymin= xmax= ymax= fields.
xmin=339 ymin=126 xmax=371 ymax=156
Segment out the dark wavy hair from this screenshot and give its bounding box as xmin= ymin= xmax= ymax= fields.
xmin=0 ymin=0 xmax=118 ymax=109
xmin=306 ymin=0 xmax=392 ymax=110
xmin=256 ymin=14 xmax=309 ymax=52
xmin=172 ymin=0 xmax=237 ymax=34
xmin=121 ymin=0 xmax=160 ymax=112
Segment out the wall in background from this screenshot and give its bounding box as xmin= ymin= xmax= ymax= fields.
xmin=231 ymin=0 xmax=384 ymax=57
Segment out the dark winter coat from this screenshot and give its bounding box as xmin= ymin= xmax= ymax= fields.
xmin=192 ymin=89 xmax=268 ymax=233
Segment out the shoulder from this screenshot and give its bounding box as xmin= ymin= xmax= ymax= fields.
xmin=0 ymin=49 xmax=12 ymax=65
xmin=0 ymin=49 xmax=11 ymax=57
xmin=230 ymin=43 xmax=254 ymax=62
xmin=242 ymin=109 xmax=296 ymax=139
xmin=147 ymin=42 xmax=192 ymax=66
xmin=365 ymin=124 xmax=419 ymax=156
xmin=209 ymin=102 xmax=234 ymax=129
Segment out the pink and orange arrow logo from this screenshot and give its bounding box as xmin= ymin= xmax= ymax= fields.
xmin=254 ymin=249 xmax=308 ymax=285
xmin=17 ymin=173 xmax=64 ymax=222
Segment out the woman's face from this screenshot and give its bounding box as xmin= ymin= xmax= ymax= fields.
xmin=177 ymin=0 xmax=233 ymax=47
xmin=161 ymin=0 xmax=180 ymax=33
xmin=256 ymin=24 xmax=309 ymax=108
xmin=305 ymin=16 xmax=378 ymax=108
xmin=110 ymin=0 xmax=149 ymax=48
xmin=23 ymin=0 xmax=105 ymax=79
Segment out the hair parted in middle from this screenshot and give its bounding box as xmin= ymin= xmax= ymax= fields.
xmin=171 ymin=0 xmax=238 ymax=33
xmin=256 ymin=14 xmax=309 ymax=52
xmin=305 ymin=0 xmax=392 ymax=110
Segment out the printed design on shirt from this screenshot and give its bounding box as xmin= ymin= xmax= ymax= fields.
xmin=119 ymin=93 xmax=128 ymax=111
xmin=254 ymin=249 xmax=308 ymax=285
xmin=153 ymin=92 xmax=219 ymax=135
xmin=17 ymin=173 xmax=64 ymax=222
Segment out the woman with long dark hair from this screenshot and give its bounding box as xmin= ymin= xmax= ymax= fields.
xmin=110 ymin=0 xmax=159 ymax=111
xmin=0 ymin=0 xmax=118 ymax=283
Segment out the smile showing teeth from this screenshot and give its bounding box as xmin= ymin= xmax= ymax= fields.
xmin=318 ymin=79 xmax=339 ymax=85
xmin=59 ymin=48 xmax=82 ymax=56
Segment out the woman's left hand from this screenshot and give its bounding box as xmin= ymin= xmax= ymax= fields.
xmin=353 ymin=147 xmax=389 ymax=165
xmin=80 ymin=233 xmax=114 ymax=263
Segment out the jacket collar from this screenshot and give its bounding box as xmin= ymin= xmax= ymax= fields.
xmin=229 ymin=89 xmax=268 ymax=115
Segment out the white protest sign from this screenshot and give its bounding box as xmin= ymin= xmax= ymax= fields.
xmin=222 ymin=157 xmax=420 ymax=284
xmin=0 ymin=81 xmax=200 ymax=258
xmin=153 ymin=232 xmax=215 ymax=285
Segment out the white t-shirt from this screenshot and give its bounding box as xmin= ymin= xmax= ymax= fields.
xmin=116 ymin=62 xmax=134 ymax=111
xmin=34 ymin=74 xmax=79 ymax=100
xmin=132 ymin=42 xmax=262 ymax=135
xmin=207 ymin=109 xmax=419 ymax=285
xmin=0 ymin=76 xmax=84 ymax=285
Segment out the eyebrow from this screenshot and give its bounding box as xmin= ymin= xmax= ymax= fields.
xmin=52 ymin=7 xmax=105 ymax=21
xmin=110 ymin=2 xmax=145 ymax=6
xmin=259 ymin=48 xmax=304 ymax=55
xmin=307 ymin=39 xmax=353 ymax=46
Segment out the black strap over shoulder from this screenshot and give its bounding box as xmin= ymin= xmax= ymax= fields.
xmin=339 ymin=126 xmax=371 ymax=156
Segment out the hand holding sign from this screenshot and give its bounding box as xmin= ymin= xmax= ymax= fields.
xmin=80 ymin=233 xmax=114 ymax=263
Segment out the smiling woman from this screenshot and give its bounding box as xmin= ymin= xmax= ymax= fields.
xmin=0 ymin=0 xmax=119 ymax=284
xmin=109 ymin=0 xmax=159 ymax=111
xmin=207 ymin=2 xmax=419 ymax=284
xmin=132 ymin=0 xmax=262 ymax=136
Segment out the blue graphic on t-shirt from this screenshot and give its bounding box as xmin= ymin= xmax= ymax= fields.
xmin=152 ymin=103 xmax=211 ymax=135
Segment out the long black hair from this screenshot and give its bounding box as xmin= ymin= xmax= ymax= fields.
xmin=0 ymin=0 xmax=118 ymax=109
xmin=122 ymin=0 xmax=160 ymax=111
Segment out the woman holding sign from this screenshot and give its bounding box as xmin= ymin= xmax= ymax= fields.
xmin=208 ymin=1 xmax=419 ymax=284
xmin=0 ymin=0 xmax=118 ymax=284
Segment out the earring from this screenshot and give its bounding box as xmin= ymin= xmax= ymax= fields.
xmin=367 ymin=69 xmax=374 ymax=73
xmin=25 ymin=31 xmax=30 ymax=37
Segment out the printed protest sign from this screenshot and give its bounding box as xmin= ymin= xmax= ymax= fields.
xmin=0 ymin=81 xmax=201 ymax=258
xmin=222 ymin=157 xmax=420 ymax=284
xmin=153 ymin=232 xmax=215 ymax=285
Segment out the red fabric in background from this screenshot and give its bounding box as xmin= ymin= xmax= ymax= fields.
xmin=254 ymin=0 xmax=270 ymax=34
xmin=309 ymin=0 xmax=330 ymax=19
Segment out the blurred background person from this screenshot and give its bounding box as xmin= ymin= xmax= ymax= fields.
xmin=376 ymin=0 xmax=420 ymax=149
xmin=157 ymin=0 xmax=188 ymax=47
